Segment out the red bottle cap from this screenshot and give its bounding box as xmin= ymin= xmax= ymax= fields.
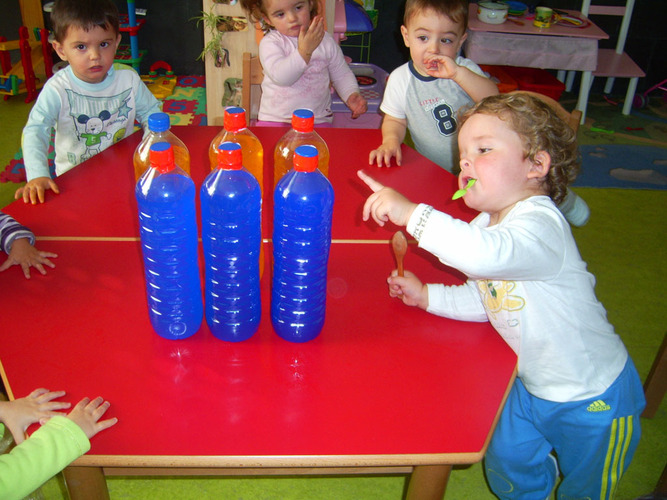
xmin=217 ymin=142 xmax=243 ymax=170
xmin=224 ymin=106 xmax=246 ymax=132
xmin=292 ymin=109 xmax=315 ymax=133
xmin=149 ymin=142 xmax=175 ymax=174
xmin=294 ymin=145 xmax=318 ymax=172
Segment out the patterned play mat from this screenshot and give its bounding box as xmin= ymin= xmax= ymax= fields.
xmin=0 ymin=75 xmax=207 ymax=184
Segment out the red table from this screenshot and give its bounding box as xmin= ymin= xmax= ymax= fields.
xmin=1 ymin=127 xmax=516 ymax=499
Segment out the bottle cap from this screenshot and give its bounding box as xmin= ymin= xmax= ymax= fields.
xmin=147 ymin=112 xmax=170 ymax=133
xmin=217 ymin=142 xmax=243 ymax=170
xmin=224 ymin=106 xmax=246 ymax=132
xmin=292 ymin=109 xmax=315 ymax=132
xmin=294 ymin=145 xmax=318 ymax=172
xmin=149 ymin=142 xmax=175 ymax=173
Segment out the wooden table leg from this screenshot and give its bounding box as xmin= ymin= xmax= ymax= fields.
xmin=62 ymin=466 xmax=110 ymax=500
xmin=406 ymin=464 xmax=452 ymax=500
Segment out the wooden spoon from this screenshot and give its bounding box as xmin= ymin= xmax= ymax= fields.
xmin=392 ymin=231 xmax=408 ymax=277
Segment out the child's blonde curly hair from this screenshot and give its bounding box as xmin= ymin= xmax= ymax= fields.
xmin=459 ymin=93 xmax=580 ymax=205
xmin=240 ymin=0 xmax=320 ymax=33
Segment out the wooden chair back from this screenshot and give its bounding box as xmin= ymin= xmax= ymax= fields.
xmin=242 ymin=52 xmax=264 ymax=126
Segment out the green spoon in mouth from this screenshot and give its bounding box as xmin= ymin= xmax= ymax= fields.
xmin=452 ymin=178 xmax=476 ymax=200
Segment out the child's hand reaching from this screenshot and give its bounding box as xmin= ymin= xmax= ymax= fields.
xmin=424 ymin=54 xmax=459 ymax=80
xmin=15 ymin=177 xmax=60 ymax=205
xmin=66 ymin=397 xmax=118 ymax=440
xmin=0 ymin=388 xmax=71 ymax=444
xmin=388 ymin=270 xmax=429 ymax=309
xmin=346 ymin=92 xmax=368 ymax=119
xmin=298 ymin=15 xmax=325 ymax=63
xmin=357 ymin=170 xmax=417 ymax=227
xmin=0 ymin=237 xmax=57 ymax=279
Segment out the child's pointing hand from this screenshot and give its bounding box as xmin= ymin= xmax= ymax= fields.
xmin=357 ymin=170 xmax=417 ymax=227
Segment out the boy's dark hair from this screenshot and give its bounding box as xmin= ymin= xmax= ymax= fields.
xmin=403 ymin=0 xmax=469 ymax=33
xmin=459 ymin=93 xmax=580 ymax=205
xmin=51 ymin=0 xmax=120 ymax=43
xmin=240 ymin=0 xmax=319 ymax=33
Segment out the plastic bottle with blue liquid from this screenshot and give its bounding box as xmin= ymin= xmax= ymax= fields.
xmin=201 ymin=142 xmax=262 ymax=342
xmin=271 ymin=144 xmax=334 ymax=342
xmin=135 ymin=142 xmax=203 ymax=339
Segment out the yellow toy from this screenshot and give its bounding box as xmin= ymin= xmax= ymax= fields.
xmin=0 ymin=0 xmax=53 ymax=103
xmin=140 ymin=61 xmax=177 ymax=100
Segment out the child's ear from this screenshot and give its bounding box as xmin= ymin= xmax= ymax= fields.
xmin=51 ymin=40 xmax=67 ymax=61
xmin=400 ymin=25 xmax=410 ymax=47
xmin=527 ymin=150 xmax=551 ymax=179
xmin=114 ymin=33 xmax=122 ymax=50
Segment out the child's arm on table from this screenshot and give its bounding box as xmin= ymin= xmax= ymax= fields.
xmin=0 ymin=393 xmax=117 ymax=500
xmin=0 ymin=238 xmax=57 ymax=279
xmin=0 ymin=389 xmax=70 ymax=445
xmin=15 ymin=178 xmax=60 ymax=205
xmin=368 ymin=115 xmax=408 ymax=167
xmin=425 ymin=55 xmax=499 ymax=101
xmin=15 ymin=87 xmax=62 ymax=204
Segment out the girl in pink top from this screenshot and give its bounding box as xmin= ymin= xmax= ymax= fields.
xmin=240 ymin=0 xmax=367 ymax=124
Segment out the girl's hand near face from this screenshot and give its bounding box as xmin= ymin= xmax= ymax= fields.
xmin=298 ymin=15 xmax=325 ymax=63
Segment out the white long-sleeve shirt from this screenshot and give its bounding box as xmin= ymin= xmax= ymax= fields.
xmin=22 ymin=64 xmax=161 ymax=181
xmin=258 ymin=30 xmax=360 ymax=124
xmin=406 ymin=196 xmax=628 ymax=403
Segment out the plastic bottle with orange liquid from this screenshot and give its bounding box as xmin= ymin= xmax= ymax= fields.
xmin=133 ymin=112 xmax=190 ymax=181
xmin=208 ymin=107 xmax=263 ymax=193
xmin=273 ymin=109 xmax=329 ymax=187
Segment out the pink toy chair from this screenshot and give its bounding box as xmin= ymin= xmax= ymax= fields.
xmin=574 ymin=0 xmax=645 ymax=116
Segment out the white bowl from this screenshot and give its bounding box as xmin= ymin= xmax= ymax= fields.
xmin=477 ymin=1 xmax=509 ymax=24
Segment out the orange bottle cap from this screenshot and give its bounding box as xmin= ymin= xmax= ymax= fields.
xmin=292 ymin=109 xmax=315 ymax=132
xmin=224 ymin=106 xmax=246 ymax=132
xmin=217 ymin=142 xmax=243 ymax=170
xmin=149 ymin=142 xmax=175 ymax=174
xmin=294 ymin=145 xmax=318 ymax=172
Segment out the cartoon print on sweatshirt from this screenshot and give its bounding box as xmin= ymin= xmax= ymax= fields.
xmin=66 ymin=89 xmax=133 ymax=164
xmin=478 ymin=280 xmax=525 ymax=318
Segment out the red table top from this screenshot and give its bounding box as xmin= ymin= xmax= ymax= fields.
xmin=0 ymin=127 xmax=515 ymax=467
xmin=4 ymin=127 xmax=478 ymax=240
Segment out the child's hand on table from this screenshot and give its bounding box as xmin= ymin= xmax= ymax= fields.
xmin=298 ymin=15 xmax=325 ymax=63
xmin=15 ymin=177 xmax=60 ymax=205
xmin=357 ymin=170 xmax=417 ymax=227
xmin=0 ymin=237 xmax=57 ymax=279
xmin=346 ymin=92 xmax=368 ymax=119
xmin=369 ymin=141 xmax=402 ymax=168
xmin=0 ymin=388 xmax=70 ymax=444
xmin=66 ymin=397 xmax=118 ymax=440
xmin=387 ymin=269 xmax=429 ymax=309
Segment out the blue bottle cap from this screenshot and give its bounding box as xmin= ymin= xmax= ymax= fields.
xmin=147 ymin=112 xmax=170 ymax=133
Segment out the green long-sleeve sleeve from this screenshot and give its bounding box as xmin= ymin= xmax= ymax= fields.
xmin=0 ymin=416 xmax=90 ymax=500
